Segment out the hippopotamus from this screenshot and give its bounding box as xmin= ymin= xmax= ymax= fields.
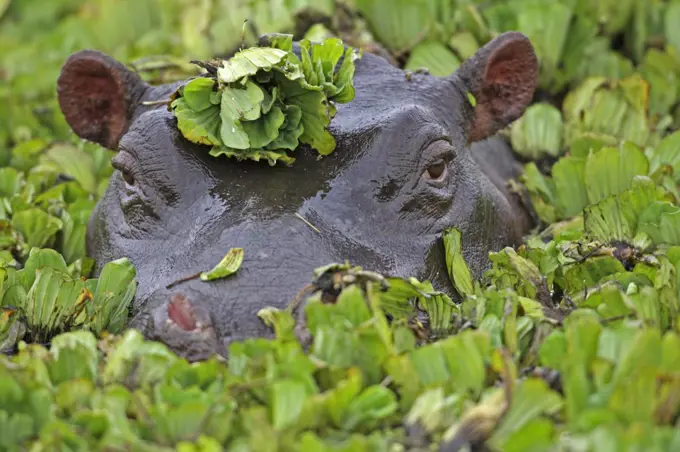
xmin=56 ymin=32 xmax=537 ymax=359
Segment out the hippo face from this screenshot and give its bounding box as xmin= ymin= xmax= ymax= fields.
xmin=56 ymin=32 xmax=537 ymax=359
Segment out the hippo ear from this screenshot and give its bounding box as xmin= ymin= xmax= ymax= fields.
xmin=57 ymin=50 xmax=149 ymax=150
xmin=452 ymin=32 xmax=538 ymax=143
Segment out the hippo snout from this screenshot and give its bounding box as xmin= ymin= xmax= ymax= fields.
xmin=127 ymin=260 xmax=315 ymax=361
xmin=140 ymin=292 xmax=227 ymax=361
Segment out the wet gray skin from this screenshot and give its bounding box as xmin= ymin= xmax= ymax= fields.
xmin=56 ymin=32 xmax=538 ymax=360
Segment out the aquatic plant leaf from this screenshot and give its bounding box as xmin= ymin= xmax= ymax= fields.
xmin=209 ymin=146 xmax=296 ymax=166
xmin=220 ymin=81 xmax=264 ymax=122
xmin=490 ymin=378 xmax=563 ymax=447
xmin=584 ymin=142 xmax=649 ymax=204
xmin=355 ymin=0 xmax=436 ymax=52
xmin=172 ymin=98 xmax=222 ymax=146
xmin=405 ymin=40 xmax=460 ymax=76
xmin=241 ymin=106 xmax=286 ymax=149
xmin=281 ymin=78 xmax=336 ymax=155
xmin=216 ymin=47 xmax=288 ymax=84
xmin=266 ymin=105 xmax=304 ymax=151
xmin=182 ymin=77 xmax=216 ymax=112
xmin=200 ymin=248 xmax=244 ymax=281
xmin=442 ymin=227 xmax=474 ymax=297
xmin=88 ymin=257 xmax=136 ymax=335
xmin=40 ymin=144 xmax=97 ymax=194
xmin=510 ymin=103 xmax=564 ymax=159
xmin=11 ymin=209 xmax=63 ymax=250
xmin=552 ymin=156 xmax=588 ymax=218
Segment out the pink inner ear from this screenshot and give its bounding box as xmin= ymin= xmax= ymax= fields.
xmin=57 ymin=55 xmax=128 ymax=149
xmin=483 ymin=38 xmax=537 ymax=108
xmin=468 ymin=36 xmax=538 ymax=143
xmin=484 ymin=38 xmax=536 ymax=85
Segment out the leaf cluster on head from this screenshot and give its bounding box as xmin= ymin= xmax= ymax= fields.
xmin=170 ymin=34 xmax=361 ymax=166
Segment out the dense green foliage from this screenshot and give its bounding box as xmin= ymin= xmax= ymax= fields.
xmin=4 ymin=0 xmax=680 ymax=450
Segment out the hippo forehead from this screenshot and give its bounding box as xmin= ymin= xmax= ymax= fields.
xmin=124 ymin=50 xmax=466 ymax=162
xmin=116 ymin=52 xmax=471 ymax=215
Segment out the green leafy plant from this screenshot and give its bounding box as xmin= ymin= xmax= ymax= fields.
xmin=0 ymin=248 xmax=136 ymax=350
xmin=171 ymin=34 xmax=361 ymax=166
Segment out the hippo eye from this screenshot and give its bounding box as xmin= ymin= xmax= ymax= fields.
xmin=121 ymin=169 xmax=135 ymax=186
xmin=424 ymin=159 xmax=448 ymax=181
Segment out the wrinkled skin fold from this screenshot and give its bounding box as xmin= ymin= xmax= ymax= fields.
xmin=57 ymin=32 xmax=538 ymax=360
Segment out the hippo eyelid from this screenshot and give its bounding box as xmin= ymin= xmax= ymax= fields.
xmin=420 ymin=139 xmax=456 ymax=168
xmin=111 ymin=150 xmax=137 ymax=176
xmin=417 ymin=139 xmax=456 ymax=189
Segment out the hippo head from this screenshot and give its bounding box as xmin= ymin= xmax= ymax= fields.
xmin=56 ymin=32 xmax=537 ymax=359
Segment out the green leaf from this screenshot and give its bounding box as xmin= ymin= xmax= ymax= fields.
xmin=221 ymin=81 xmax=265 ymax=122
xmin=310 ymin=37 xmax=345 ymax=84
xmin=485 ymin=247 xmax=547 ymax=300
xmin=520 ymin=162 xmax=557 ymax=224
xmin=89 ymin=257 xmax=136 ymax=334
xmin=515 ymin=0 xmax=572 ymax=83
xmin=442 ymin=227 xmax=474 ymax=297
xmin=0 ymin=0 xmax=9 ymax=21
xmin=260 ymin=86 xmax=277 ymax=115
xmin=266 ymin=105 xmax=303 ymax=151
xmin=449 ymin=32 xmax=480 ymax=61
xmin=182 ymin=77 xmax=216 ymax=112
xmin=665 ymin=3 xmax=680 ymax=55
xmin=281 ymin=78 xmax=336 ymax=155
xmin=209 ymin=146 xmax=296 ymax=166
xmin=510 ymin=103 xmax=564 ymax=159
xmin=584 ymin=176 xmax=664 ymax=242
xmin=24 ymin=268 xmax=85 ymax=340
xmin=585 ymin=143 xmax=650 ymax=205
xmin=200 ymin=248 xmax=244 ymax=281
xmin=12 ymin=209 xmax=63 ymax=249
xmin=270 ymin=379 xmax=308 ymax=430
xmin=441 ymin=331 xmax=490 ymax=398
xmin=241 ymin=106 xmax=286 ymax=149
xmin=217 ymin=82 xmax=269 ymax=150
xmin=216 ymin=47 xmax=288 ymax=84
xmin=553 ymin=156 xmax=588 ymax=218
xmin=20 ymin=248 xmax=69 ymax=291
xmin=355 ymin=0 xmax=436 ymax=53
xmin=0 ymin=168 xmax=24 ymax=198
xmin=648 ymin=131 xmax=680 ymax=182
xmin=48 ymin=331 xmax=98 ymax=384
xmin=59 ymin=200 xmax=95 ymax=265
xmin=332 ymin=47 xmax=361 ymax=104
xmin=569 ymin=134 xmax=618 ymax=158
xmin=410 ymin=343 xmax=449 ymax=386
xmin=172 ymin=98 xmax=222 ymax=146
xmin=491 ymin=378 xmax=563 ymax=446
xmin=405 ymin=40 xmax=460 ymax=76
xmin=637 ymin=201 xmax=679 ymax=244
xmin=266 ymin=33 xmax=294 ymax=52
xmin=342 ymin=385 xmax=398 ymax=430
xmin=421 ymin=293 xmax=456 ymax=335
xmin=563 ymin=75 xmax=651 ymax=147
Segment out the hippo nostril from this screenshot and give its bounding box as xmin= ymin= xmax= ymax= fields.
xmin=148 ymin=292 xmax=226 ymax=362
xmin=167 ymin=294 xmax=197 ymax=331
